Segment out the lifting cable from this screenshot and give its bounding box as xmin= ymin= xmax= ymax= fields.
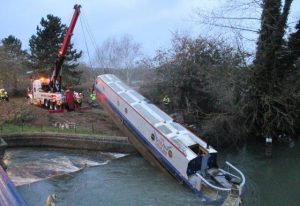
xmin=79 ymin=11 xmax=100 ymax=69
xmin=79 ymin=16 xmax=93 ymax=69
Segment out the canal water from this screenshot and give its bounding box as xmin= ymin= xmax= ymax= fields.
xmin=3 ymin=141 xmax=300 ymax=206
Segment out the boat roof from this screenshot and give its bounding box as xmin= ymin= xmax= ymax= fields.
xmin=97 ymin=74 xmax=218 ymax=159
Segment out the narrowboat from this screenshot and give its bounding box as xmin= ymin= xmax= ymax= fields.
xmin=95 ymin=74 xmax=245 ymax=204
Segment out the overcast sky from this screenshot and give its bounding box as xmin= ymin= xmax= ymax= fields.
xmin=0 ymin=0 xmax=299 ymax=63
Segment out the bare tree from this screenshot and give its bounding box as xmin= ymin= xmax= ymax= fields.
xmin=95 ymin=34 xmax=143 ymax=83
xmin=0 ymin=46 xmax=29 ymax=94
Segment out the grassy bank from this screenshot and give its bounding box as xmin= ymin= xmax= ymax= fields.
xmin=0 ymin=98 xmax=122 ymax=137
xmin=0 ymin=123 xmax=109 ymax=136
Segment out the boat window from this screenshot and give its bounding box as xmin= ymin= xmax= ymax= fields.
xmin=169 ymin=135 xmax=177 ymax=140
xmin=148 ymin=104 xmax=172 ymax=121
xmin=125 ymin=108 xmax=128 ymax=114
xmin=186 ymin=133 xmax=198 ymax=141
xmin=108 ymin=75 xmax=119 ymax=82
xmin=101 ymin=76 xmax=111 ymax=82
xmin=108 ymin=83 xmax=123 ymax=93
xmin=120 ymin=92 xmax=136 ymax=104
xmin=170 ymin=122 xmax=186 ymax=131
xmin=117 ymin=82 xmax=130 ymax=91
xmin=186 ymin=132 xmax=207 ymax=146
xmin=157 ymin=125 xmax=172 ymax=135
xmin=172 ymin=138 xmax=187 ymax=152
xmin=133 ymin=104 xmax=160 ymax=124
xmin=129 ymin=90 xmax=145 ymax=101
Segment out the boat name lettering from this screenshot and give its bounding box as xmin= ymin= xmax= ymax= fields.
xmin=155 ymin=136 xmax=172 ymax=156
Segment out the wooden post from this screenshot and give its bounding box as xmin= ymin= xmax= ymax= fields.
xmin=265 ymin=136 xmax=272 ymax=157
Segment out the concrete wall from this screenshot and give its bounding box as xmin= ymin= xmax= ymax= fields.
xmin=1 ymin=133 xmax=136 ymax=154
xmin=0 ymin=133 xmax=136 ymax=206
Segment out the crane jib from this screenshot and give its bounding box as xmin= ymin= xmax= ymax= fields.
xmin=50 ymin=4 xmax=81 ymax=92
xmin=59 ymin=4 xmax=81 ymax=57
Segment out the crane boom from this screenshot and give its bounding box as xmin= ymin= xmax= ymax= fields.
xmin=50 ymin=4 xmax=81 ymax=92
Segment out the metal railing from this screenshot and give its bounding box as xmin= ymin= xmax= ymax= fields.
xmin=195 ymin=161 xmax=246 ymax=193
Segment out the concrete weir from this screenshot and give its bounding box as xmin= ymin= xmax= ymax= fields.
xmin=0 ymin=133 xmax=136 ymax=206
xmin=1 ymin=133 xmax=136 ymax=153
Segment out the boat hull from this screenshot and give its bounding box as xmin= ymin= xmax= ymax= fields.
xmin=95 ymin=87 xmax=221 ymax=202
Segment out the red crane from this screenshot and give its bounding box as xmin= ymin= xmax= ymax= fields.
xmin=50 ymin=4 xmax=81 ymax=92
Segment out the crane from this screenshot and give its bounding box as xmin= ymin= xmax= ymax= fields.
xmin=28 ymin=4 xmax=82 ymax=110
xmin=50 ymin=4 xmax=81 ymax=93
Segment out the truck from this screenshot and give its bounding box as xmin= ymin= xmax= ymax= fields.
xmin=27 ymin=4 xmax=81 ymax=110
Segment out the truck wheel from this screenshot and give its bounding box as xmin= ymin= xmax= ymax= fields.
xmin=44 ymin=99 xmax=49 ymax=108
xmin=54 ymin=105 xmax=61 ymax=110
xmin=49 ymin=102 xmax=54 ymax=110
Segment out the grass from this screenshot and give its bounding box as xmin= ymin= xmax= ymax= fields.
xmin=0 ymin=123 xmax=111 ymax=136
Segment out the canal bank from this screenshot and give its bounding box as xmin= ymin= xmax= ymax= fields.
xmin=1 ymin=133 xmax=136 ymax=154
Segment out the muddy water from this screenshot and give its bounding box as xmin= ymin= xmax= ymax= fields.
xmin=4 ymin=142 xmax=300 ymax=206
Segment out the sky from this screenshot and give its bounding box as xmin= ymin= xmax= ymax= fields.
xmin=0 ymin=0 xmax=299 ymax=63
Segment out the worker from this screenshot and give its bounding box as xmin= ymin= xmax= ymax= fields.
xmin=163 ymin=95 xmax=170 ymax=105
xmin=0 ymin=88 xmax=9 ymax=101
xmin=163 ymin=95 xmax=170 ymax=112
xmin=65 ymin=88 xmax=75 ymax=110
xmin=90 ymin=90 xmax=96 ymax=102
xmin=74 ymin=92 xmax=83 ymax=107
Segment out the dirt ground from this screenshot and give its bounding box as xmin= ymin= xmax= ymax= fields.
xmin=0 ymin=97 xmax=123 ymax=136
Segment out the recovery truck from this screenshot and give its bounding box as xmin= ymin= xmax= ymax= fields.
xmin=28 ymin=4 xmax=82 ymax=110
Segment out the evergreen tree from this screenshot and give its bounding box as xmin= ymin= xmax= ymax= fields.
xmin=29 ymin=14 xmax=82 ymax=85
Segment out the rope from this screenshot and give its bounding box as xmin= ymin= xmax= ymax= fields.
xmin=79 ymin=16 xmax=93 ymax=69
xmin=81 ymin=11 xmax=101 ymax=63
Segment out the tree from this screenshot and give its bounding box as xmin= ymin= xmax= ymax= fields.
xmin=286 ymin=20 xmax=300 ymax=69
xmin=0 ymin=46 xmax=28 ymax=94
xmin=29 ymin=14 xmax=82 ymax=85
xmin=95 ymin=34 xmax=143 ymax=84
xmin=242 ymin=0 xmax=298 ymax=139
xmin=143 ymin=34 xmax=247 ymax=144
xmin=1 ymin=35 xmax=27 ymax=62
xmin=196 ymin=0 xmax=300 ymax=141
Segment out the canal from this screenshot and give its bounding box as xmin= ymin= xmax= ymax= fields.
xmin=4 ymin=141 xmax=300 ymax=206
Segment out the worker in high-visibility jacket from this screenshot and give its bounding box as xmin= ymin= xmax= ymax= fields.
xmin=163 ymin=95 xmax=170 ymax=105
xmin=163 ymin=95 xmax=170 ymax=112
xmin=89 ymin=90 xmax=96 ymax=107
xmin=0 ymin=88 xmax=9 ymax=101
xmin=90 ymin=91 xmax=96 ymax=102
